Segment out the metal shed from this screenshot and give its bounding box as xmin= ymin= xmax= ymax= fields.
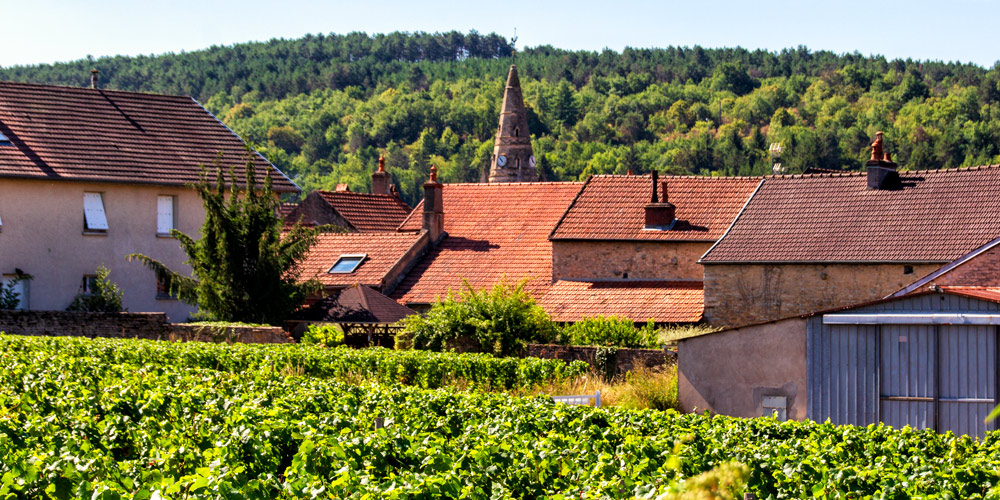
xmin=807 ymin=289 xmax=1000 ymax=437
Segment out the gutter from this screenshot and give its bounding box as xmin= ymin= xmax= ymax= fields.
xmin=824 ymin=312 xmax=1000 ymax=325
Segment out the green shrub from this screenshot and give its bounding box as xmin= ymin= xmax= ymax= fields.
xmin=302 ymin=323 xmax=345 ymax=346
xmin=400 ymin=279 xmax=557 ymax=356
xmin=0 ymin=272 xmax=30 ymax=310
xmin=561 ymin=315 xmax=659 ymax=348
xmin=66 ymin=265 xmax=124 ymax=312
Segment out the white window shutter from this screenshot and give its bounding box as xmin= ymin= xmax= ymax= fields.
xmin=157 ymin=196 xmax=174 ymax=234
xmin=83 ymin=193 xmax=108 ymax=230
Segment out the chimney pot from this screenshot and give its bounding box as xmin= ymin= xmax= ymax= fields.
xmin=90 ymin=68 xmax=99 ymax=89
xmin=371 ymin=154 xmax=391 ymax=195
xmin=650 ymin=171 xmax=659 ymax=203
xmin=865 ymin=132 xmax=900 ymax=189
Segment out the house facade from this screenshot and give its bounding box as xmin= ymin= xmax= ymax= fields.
xmin=0 ymin=81 xmax=296 ymax=320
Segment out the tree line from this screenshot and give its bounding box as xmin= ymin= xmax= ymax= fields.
xmin=4 ymin=31 xmax=1000 ymax=206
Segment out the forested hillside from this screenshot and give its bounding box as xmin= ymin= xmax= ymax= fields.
xmin=4 ymin=31 xmax=999 ymax=205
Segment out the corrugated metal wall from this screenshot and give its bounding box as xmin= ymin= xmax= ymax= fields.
xmin=807 ymin=294 xmax=999 ymax=437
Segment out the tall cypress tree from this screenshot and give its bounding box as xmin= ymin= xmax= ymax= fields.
xmin=129 ymin=156 xmax=320 ymax=325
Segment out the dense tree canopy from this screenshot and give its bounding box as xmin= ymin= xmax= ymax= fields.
xmin=5 ymin=31 xmax=999 ymax=206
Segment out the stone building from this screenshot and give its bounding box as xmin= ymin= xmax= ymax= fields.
xmin=488 ymin=65 xmax=537 ymax=183
xmin=700 ymin=152 xmax=1000 ymax=327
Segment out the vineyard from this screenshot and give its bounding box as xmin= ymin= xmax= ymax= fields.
xmin=2 ymin=335 xmax=1000 ymax=499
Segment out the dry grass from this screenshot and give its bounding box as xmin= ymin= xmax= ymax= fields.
xmin=515 ymin=364 xmax=679 ymax=411
xmin=658 ymin=324 xmax=721 ymax=346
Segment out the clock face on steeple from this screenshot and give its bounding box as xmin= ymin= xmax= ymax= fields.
xmin=497 ymin=155 xmax=507 ymax=167
xmin=528 ymin=155 xmax=536 ymax=168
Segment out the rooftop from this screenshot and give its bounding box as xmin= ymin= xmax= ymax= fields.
xmin=550 ymin=174 xmax=761 ymax=241
xmin=393 ymin=181 xmax=584 ymax=304
xmin=316 ymin=190 xmax=412 ymax=232
xmin=538 ymin=279 xmax=704 ymax=323
xmin=0 ymin=81 xmax=296 ymax=191
xmin=701 ymin=165 xmax=1000 ymax=263
xmin=299 ymin=231 xmax=425 ymax=288
xmin=295 ymin=284 xmax=416 ymax=324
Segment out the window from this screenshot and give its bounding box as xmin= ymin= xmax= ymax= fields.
xmin=327 ymin=254 xmax=366 ymax=273
xmin=0 ymin=131 xmax=11 ymax=146
xmin=83 ymin=192 xmax=108 ymax=232
xmin=157 ymin=195 xmax=176 ymax=235
xmin=81 ymin=275 xmax=98 ymax=294
xmin=0 ymin=213 xmax=3 ymax=233
xmin=156 ymin=275 xmax=178 ymax=300
xmin=1 ymin=274 xmax=29 ymax=310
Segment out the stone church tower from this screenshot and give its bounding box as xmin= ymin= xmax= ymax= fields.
xmin=488 ymin=65 xmax=537 ymax=183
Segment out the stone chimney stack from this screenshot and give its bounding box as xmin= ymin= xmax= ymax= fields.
xmin=866 ymin=131 xmax=901 ymax=190
xmin=488 ymin=65 xmax=537 ymax=183
xmin=644 ymin=171 xmax=676 ymax=230
xmin=372 ymin=154 xmax=391 ymax=195
xmin=422 ymin=166 xmax=444 ymax=243
xmin=90 ymin=69 xmax=99 ymax=89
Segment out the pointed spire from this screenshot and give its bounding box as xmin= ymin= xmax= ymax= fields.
xmin=488 ymin=65 xmax=536 ymax=183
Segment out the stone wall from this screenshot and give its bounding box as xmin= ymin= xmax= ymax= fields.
xmin=552 ymin=240 xmax=710 ymax=282
xmin=167 ymin=324 xmax=293 ymax=344
xmin=0 ymin=310 xmax=292 ymax=344
xmin=524 ymin=343 xmax=675 ymax=376
xmin=702 ymin=262 xmax=940 ymax=327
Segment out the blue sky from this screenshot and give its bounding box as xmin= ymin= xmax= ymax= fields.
xmin=1 ymin=0 xmax=997 ymax=68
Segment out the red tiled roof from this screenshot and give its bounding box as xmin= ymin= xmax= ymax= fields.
xmin=935 ymin=286 xmax=1000 ymax=303
xmin=278 ymin=202 xmax=299 ymax=219
xmin=701 ymin=166 xmax=1000 ymax=263
xmin=550 ymin=175 xmax=761 ymax=241
xmin=393 ymin=182 xmax=584 ymax=303
xmin=317 ymin=191 xmax=412 ymax=232
xmin=299 ymin=231 xmax=424 ymax=288
xmin=538 ymin=280 xmax=704 ymax=323
xmin=0 ymin=81 xmax=297 ymax=191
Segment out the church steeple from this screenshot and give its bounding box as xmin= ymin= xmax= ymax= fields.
xmin=488 ymin=64 xmax=537 ymax=183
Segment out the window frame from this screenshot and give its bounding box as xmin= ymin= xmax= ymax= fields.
xmin=327 ymin=254 xmax=367 ymax=274
xmin=156 ymin=195 xmax=177 ymax=237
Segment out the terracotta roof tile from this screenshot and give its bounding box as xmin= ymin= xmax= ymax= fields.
xmin=702 ymin=166 xmax=1000 ymax=263
xmin=935 ymin=286 xmax=1000 ymax=303
xmin=316 ymin=191 xmax=412 ymax=232
xmin=300 ymin=231 xmax=424 ymax=288
xmin=393 ymin=182 xmax=584 ymax=303
xmin=0 ymin=81 xmax=296 ymax=191
xmin=539 ymin=280 xmax=704 ymax=323
xmin=550 ymin=175 xmax=761 ymax=241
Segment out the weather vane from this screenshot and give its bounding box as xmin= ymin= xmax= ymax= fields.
xmin=511 ymin=28 xmax=518 ymax=65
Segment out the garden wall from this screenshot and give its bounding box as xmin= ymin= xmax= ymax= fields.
xmin=524 ymin=344 xmax=675 ymax=376
xmin=0 ymin=310 xmax=292 ymax=344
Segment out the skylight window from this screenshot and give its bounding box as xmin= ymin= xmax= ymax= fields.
xmin=328 ymin=254 xmax=366 ymax=274
xmin=0 ymin=131 xmax=11 ymax=145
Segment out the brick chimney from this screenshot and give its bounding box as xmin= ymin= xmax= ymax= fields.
xmin=372 ymin=154 xmax=391 ymax=195
xmin=90 ymin=69 xmax=99 ymax=89
xmin=866 ymin=131 xmax=900 ymax=190
xmin=644 ymin=171 xmax=676 ymax=230
xmin=422 ymin=165 xmax=444 ymax=243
